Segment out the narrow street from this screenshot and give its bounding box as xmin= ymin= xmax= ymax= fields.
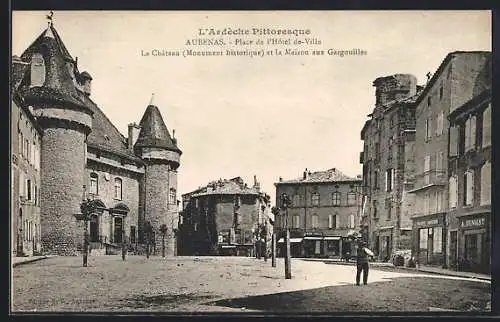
xmin=11 ymin=256 xmax=490 ymax=312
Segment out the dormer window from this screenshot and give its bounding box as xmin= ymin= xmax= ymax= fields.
xmin=30 ymin=53 xmax=45 ymax=87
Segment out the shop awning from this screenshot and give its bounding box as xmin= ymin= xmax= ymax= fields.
xmin=277 ymin=238 xmax=303 ymax=243
xmin=323 ymin=236 xmax=341 ymax=240
xmin=304 ymin=236 xmax=323 ymax=240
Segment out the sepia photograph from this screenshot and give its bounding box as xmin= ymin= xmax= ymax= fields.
xmin=10 ymin=10 xmax=492 ymax=314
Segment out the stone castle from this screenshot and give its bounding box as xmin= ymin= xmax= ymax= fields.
xmin=11 ymin=22 xmax=182 ymax=256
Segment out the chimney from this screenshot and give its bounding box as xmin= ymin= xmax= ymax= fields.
xmin=253 ymin=175 xmax=260 ymax=190
xmin=279 ymin=177 xmax=283 ymax=182
xmin=128 ymin=122 xmax=141 ymax=150
xmin=303 ymin=168 xmax=309 ymax=180
xmin=172 ymin=129 xmax=177 ymax=145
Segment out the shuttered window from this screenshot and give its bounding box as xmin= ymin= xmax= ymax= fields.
xmin=464 ymin=170 xmax=474 ymax=206
xmin=480 ymin=162 xmax=491 ymax=206
xmin=449 ymin=176 xmax=458 ymax=208
xmin=482 ymin=104 xmax=491 ymax=148
xmin=449 ymin=126 xmax=459 ymax=156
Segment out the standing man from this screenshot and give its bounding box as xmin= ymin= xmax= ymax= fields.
xmin=356 ymin=241 xmax=374 ymax=285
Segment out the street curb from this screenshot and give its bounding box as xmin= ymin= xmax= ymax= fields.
xmin=303 ymin=259 xmax=491 ymax=281
xmin=12 ymin=256 xmax=54 ymax=267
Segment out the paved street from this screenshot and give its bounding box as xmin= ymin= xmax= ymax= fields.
xmin=11 ymin=256 xmax=490 ymax=313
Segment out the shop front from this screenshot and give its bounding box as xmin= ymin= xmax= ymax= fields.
xmin=376 ymin=227 xmax=393 ymax=262
xmin=458 ymin=213 xmax=490 ymax=274
xmin=277 ymin=237 xmax=303 ymax=258
xmin=412 ymin=213 xmax=446 ymax=267
xmin=323 ymin=236 xmax=341 ymax=258
xmin=303 ymin=235 xmax=323 ymax=258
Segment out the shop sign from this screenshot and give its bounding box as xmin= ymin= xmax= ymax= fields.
xmin=415 ymin=218 xmax=440 ymax=227
xmin=460 ymin=217 xmax=486 ymax=229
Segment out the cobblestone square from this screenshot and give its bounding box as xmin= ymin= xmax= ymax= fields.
xmin=11 ymin=256 xmax=490 ymax=313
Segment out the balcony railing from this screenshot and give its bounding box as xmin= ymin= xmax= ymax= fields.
xmin=416 ymin=169 xmax=447 ymax=186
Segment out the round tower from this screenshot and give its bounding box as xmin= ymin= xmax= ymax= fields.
xmin=18 ymin=25 xmax=94 ymax=255
xmin=135 ymin=94 xmax=182 ymax=256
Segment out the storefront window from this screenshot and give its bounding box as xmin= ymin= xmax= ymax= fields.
xmin=419 ymin=228 xmax=428 ymax=249
xmin=433 ymin=226 xmax=442 ymax=253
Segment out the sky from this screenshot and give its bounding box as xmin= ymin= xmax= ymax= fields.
xmin=11 ymin=11 xmax=491 ymax=206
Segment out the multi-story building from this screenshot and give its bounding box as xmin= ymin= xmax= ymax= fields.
xmin=11 ymin=19 xmax=182 ymax=256
xmin=274 ymin=168 xmax=362 ymax=259
xmin=179 ymin=176 xmax=272 ymax=256
xmin=360 ymin=75 xmax=420 ymax=261
xmin=447 ymin=56 xmax=491 ymax=274
xmin=11 ymin=72 xmax=42 ymax=256
xmin=408 ymin=52 xmax=491 ymax=269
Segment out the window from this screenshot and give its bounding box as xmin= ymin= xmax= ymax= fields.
xmin=332 ymin=192 xmax=341 ymax=206
xmin=425 ymin=118 xmax=433 ymax=141
xmin=19 ymin=172 xmax=24 ymax=197
xmin=464 ymin=170 xmax=474 ymax=206
xmin=436 ymin=151 xmax=444 ymax=171
xmin=30 ymin=53 xmax=46 ymax=87
xmin=388 ymin=144 xmax=393 ymax=161
xmin=311 ymin=193 xmax=320 ymax=206
xmin=419 ymin=228 xmax=428 ymax=249
xmin=292 ymin=194 xmax=302 ymax=207
xmin=423 ymin=192 xmax=430 ymax=214
xmin=311 ymin=214 xmax=319 ymax=228
xmin=436 ymin=190 xmax=443 ymax=212
xmin=480 ymin=161 xmax=491 ymax=206
xmin=374 ymin=170 xmax=379 ymax=189
xmin=195 ymin=198 xmax=199 ymax=208
xmin=424 ymin=155 xmax=431 ymax=185
xmin=464 ymin=116 xmax=477 ymax=152
xmin=433 ymin=226 xmax=443 ymax=253
xmin=114 ymin=178 xmax=122 ymax=200
xmin=89 ymin=172 xmax=98 ymax=195
xmin=293 ymin=215 xmax=300 ymax=229
xmin=427 ymin=96 xmax=432 ymax=107
xmin=385 ymin=198 xmax=392 ymax=219
xmin=130 ymin=226 xmax=136 ymax=244
xmin=449 ymin=176 xmax=458 ymax=208
xmin=25 ymin=139 xmax=30 ymax=160
xmin=375 ymin=142 xmax=380 ymax=161
xmin=439 ymin=86 xmax=443 ymax=100
xmin=385 ymin=168 xmax=394 ymax=192
xmin=348 ymin=214 xmax=355 ymax=228
xmin=328 ymin=214 xmax=337 ymax=229
xmin=19 ymin=132 xmax=23 ymax=155
xmin=170 ymin=188 xmax=176 ymax=204
xmin=372 ymin=200 xmax=378 ymax=218
xmin=482 ymin=104 xmax=491 ymax=148
xmin=194 ymin=223 xmax=198 ymax=231
xmin=449 ymin=125 xmax=459 ymax=157
xmin=436 ymin=112 xmax=444 ymax=136
xmin=34 ymin=185 xmax=38 ymax=206
xmin=27 ymin=179 xmax=31 ymax=200
xmin=347 ymin=192 xmax=357 ymax=206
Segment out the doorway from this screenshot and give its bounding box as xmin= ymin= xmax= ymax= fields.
xmin=89 ymin=215 xmax=99 ymax=242
xmin=449 ymin=231 xmax=458 ymax=269
xmin=114 ymin=217 xmax=123 ymax=244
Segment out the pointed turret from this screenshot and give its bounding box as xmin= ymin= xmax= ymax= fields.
xmin=136 ymin=96 xmax=181 ymax=256
xmin=135 ymin=97 xmax=182 ymax=169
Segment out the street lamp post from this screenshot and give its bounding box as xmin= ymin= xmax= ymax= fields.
xmin=74 ymin=186 xmax=105 ymax=267
xmin=122 ymin=225 xmax=126 ymax=261
xmin=281 ymin=193 xmax=292 ymax=279
xmin=271 ymin=206 xmax=279 ymax=268
xmin=145 ymin=221 xmax=153 ymax=259
xmin=160 ymin=224 xmax=168 ymax=258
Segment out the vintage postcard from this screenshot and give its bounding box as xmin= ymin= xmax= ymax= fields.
xmin=10 ymin=10 xmax=492 ymax=313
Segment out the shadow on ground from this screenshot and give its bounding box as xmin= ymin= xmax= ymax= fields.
xmin=206 ymin=276 xmax=490 ymax=313
xmin=120 ymin=293 xmax=217 ymax=309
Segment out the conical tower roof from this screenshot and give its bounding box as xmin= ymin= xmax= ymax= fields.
xmin=135 ymin=100 xmax=181 ymax=154
xmin=16 ymin=24 xmax=92 ymax=112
